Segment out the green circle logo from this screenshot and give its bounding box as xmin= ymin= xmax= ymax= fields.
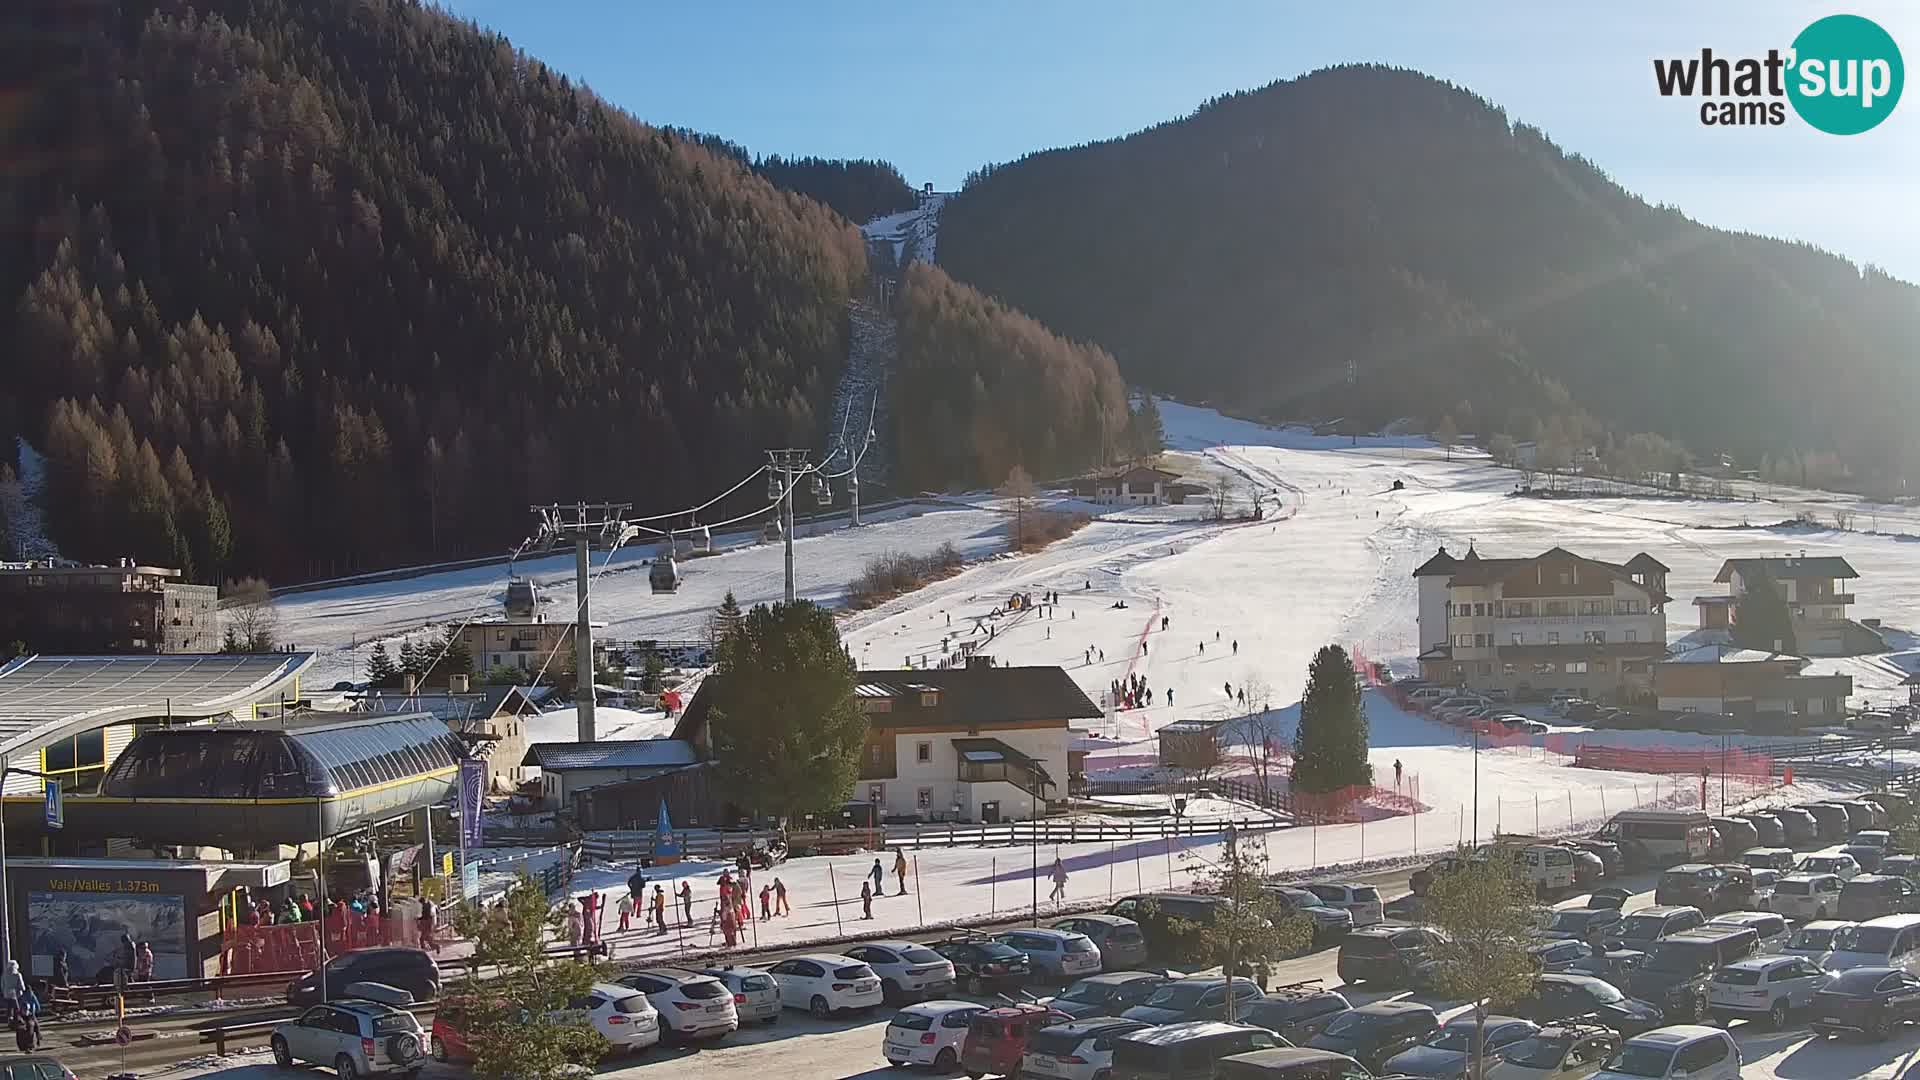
xmin=1787 ymin=14 xmax=1904 ymax=134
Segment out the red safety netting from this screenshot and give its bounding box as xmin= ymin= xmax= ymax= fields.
xmin=222 ymin=913 xmax=450 ymax=976
xmin=1563 ymin=742 xmax=1774 ymax=779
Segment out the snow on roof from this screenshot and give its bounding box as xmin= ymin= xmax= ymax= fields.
xmin=0 ymin=652 xmax=314 ymax=757
xmin=1665 ymin=644 xmax=1805 ymax=665
xmin=521 ymin=739 xmax=699 ymax=770
xmin=523 ymin=705 xmax=674 ymax=745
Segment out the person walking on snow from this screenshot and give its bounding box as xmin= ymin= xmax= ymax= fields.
xmin=1232 ymin=640 xmax=1238 ymax=655
xmin=1393 ymin=759 xmax=1404 ymax=790
xmin=1049 ymin=857 xmax=1069 ymax=902
xmin=1167 ymin=688 xmax=1174 ymax=707
xmin=652 ymin=885 xmax=668 ymax=934
xmin=895 ymin=850 xmax=910 ymax=895
xmin=869 ymin=858 xmax=886 ymax=897
xmin=679 ymin=880 xmax=695 ymax=925
xmin=860 ymin=880 xmax=875 ymax=920
xmin=774 ymin=876 xmax=790 ymax=915
xmin=617 ymin=890 xmax=634 ymax=932
xmin=1216 ymin=631 xmax=1221 ymax=642
xmin=1198 ymin=641 xmax=1205 ymax=655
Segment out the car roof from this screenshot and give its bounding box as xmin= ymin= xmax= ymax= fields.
xmin=1626 ymin=1025 xmax=1725 ymax=1046
xmin=1442 ymin=1014 xmax=1526 ymax=1030
xmin=636 ymin=967 xmax=717 ymax=982
xmin=1535 ymin=1023 xmax=1615 ymax=1039
xmin=1708 ymin=911 xmax=1779 ymax=924
xmin=1845 ymin=874 xmax=1899 ymax=885
xmin=1781 ymin=872 xmax=1836 ymax=882
xmin=1046 ymin=1017 xmax=1151 ymax=1036
xmin=1802 ymin=919 xmax=1855 ymax=930
xmin=1123 ymin=1021 xmax=1257 ymax=1044
xmin=1626 ymin=905 xmax=1695 ymax=916
xmin=1662 ymin=927 xmax=1751 ymax=943
xmin=1007 ymin=927 xmax=1082 ymax=939
xmin=852 ymin=940 xmax=926 ymax=951
xmin=900 ymin=1000 xmax=982 ymax=1016
xmin=594 ymin=982 xmax=648 ymax=997
xmin=1218 ymin=1048 xmax=1358 ymax=1068
xmin=787 ymin=953 xmax=866 ymax=965
xmin=1665 ymin=863 xmax=1713 ymax=872
xmin=1721 ymin=956 xmax=1798 ymax=972
xmin=1540 ymin=973 xmax=1606 ymax=987
xmin=1858 ymin=913 xmax=1920 ymax=929
xmin=1061 ymin=913 xmax=1132 ymax=925
xmin=1079 ymin=971 xmax=1162 ymax=984
xmin=1347 ymin=926 xmax=1401 ymax=938
xmin=1353 ymin=1000 xmax=1433 ymax=1016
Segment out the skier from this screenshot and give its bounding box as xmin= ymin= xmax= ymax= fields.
xmin=617 ymin=889 xmax=635 ymax=932
xmin=1232 ymin=640 xmax=1238 ymax=655
xmin=679 ymin=880 xmax=695 ymax=925
xmin=1141 ymin=642 xmax=1147 ymax=657
xmin=860 ymin=879 xmax=875 ymax=920
xmin=1394 ymin=759 xmax=1404 ymax=790
xmin=652 ymin=885 xmax=668 ymax=934
xmin=1049 ymin=857 xmax=1069 ymax=902
xmin=1238 ymin=688 xmax=1246 ymax=707
xmin=1198 ymin=641 xmax=1205 ymax=655
xmin=1167 ymin=688 xmax=1174 ymax=707
xmin=627 ymin=867 xmax=648 ymax=905
xmin=895 ymin=849 xmax=910 ymax=895
xmin=1225 ymin=681 xmax=1232 ymax=697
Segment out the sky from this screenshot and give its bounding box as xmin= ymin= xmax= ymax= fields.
xmin=440 ymin=1 xmax=1920 ymax=281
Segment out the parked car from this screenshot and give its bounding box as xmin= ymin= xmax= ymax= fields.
xmin=960 ymin=1003 xmax=1071 ymax=1080
xmin=1305 ymin=1001 xmax=1438 ymax=1075
xmin=1845 ymin=799 xmax=1891 ymax=829
xmin=1820 ymin=912 xmax=1920 ymax=974
xmin=1818 ymin=801 xmax=1871 ymax=835
xmin=1018 ymin=1017 xmax=1152 ymax=1080
xmin=1111 ymin=1021 xmax=1283 ymax=1080
xmin=996 ymin=929 xmax=1104 ymax=981
xmin=929 ymin=936 xmax=1034 ymax=996
xmin=841 ymin=941 xmax=957 ymax=1003
xmin=1240 ymin=986 xmax=1353 ymax=1043
xmin=1383 ymin=1014 xmax=1537 ymax=1079
xmin=694 ymin=966 xmax=780 ymax=1025
xmin=1797 ymin=803 xmax=1849 ymax=843
xmin=1880 ymin=854 xmax=1920 ymax=881
xmin=1810 ymin=965 xmax=1920 ymax=1039
xmin=1842 ymin=843 xmax=1888 ymax=873
xmin=271 ymin=992 xmax=429 ymax=1079
xmin=1704 ymin=911 xmax=1789 ymax=953
xmin=1301 ymin=883 xmax=1385 ymax=927
xmin=1770 ymin=807 xmax=1820 ymax=846
xmin=1566 ymin=839 xmax=1624 ymax=878
xmin=1052 ymin=914 xmax=1152 ymax=970
xmin=1593 ymin=1025 xmax=1741 ymax=1080
xmin=1795 ymin=852 xmax=1862 ymax=881
xmin=1548 ymin=693 xmax=1584 ymax=715
xmin=287 ymin=947 xmax=440 ymax=1007
xmin=1565 ymin=950 xmax=1647 ymax=995
xmin=763 ymin=953 xmax=883 ymax=1018
xmin=1586 ymin=887 xmax=1632 ymax=911
xmin=1704 ymin=955 xmax=1828 ymax=1028
xmin=1531 ymin=939 xmax=1594 ymax=974
xmin=1108 ymin=894 xmax=1233 ymax=963
xmin=882 ymin=1000 xmax=984 ymax=1072
xmin=1849 ymin=828 xmax=1894 ymax=853
xmin=1336 ymin=926 xmax=1445 ymax=986
xmin=1121 ymin=976 xmax=1264 ymax=1025
xmin=1707 ymin=817 xmax=1759 ymax=855
xmin=1601 ymin=906 xmax=1704 ymax=953
xmin=1653 ymin=865 xmax=1741 ymax=914
xmin=1783 ymin=920 xmax=1855 ymax=961
xmin=1046 ymin=972 xmax=1175 ymax=1021
xmin=616 ymin=968 xmax=739 ymax=1040
xmin=1540 ymin=908 xmax=1622 ymax=947
xmin=0 ymin=1058 xmax=76 ymax=1080
xmin=1734 ymin=814 xmax=1787 ymax=849
xmin=1769 ymin=873 xmax=1844 ymax=921
xmin=1508 ymin=974 xmax=1665 ymax=1037
xmin=1739 ymin=846 xmax=1795 ymax=873
xmin=1563 ymin=847 xmax=1605 ymax=887
xmin=1258 ymin=886 xmax=1356 ymax=944
xmin=1484 ymin=1024 xmax=1620 ymax=1080
xmin=1838 ymin=873 xmax=1920 ymax=921
xmin=1749 ymin=868 xmax=1779 ymax=911
xmin=1213 ymin=1048 xmax=1377 ymax=1080
xmin=1625 ymin=927 xmax=1759 ymax=1021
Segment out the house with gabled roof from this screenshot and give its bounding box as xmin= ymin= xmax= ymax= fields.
xmin=1413 ymin=545 xmax=1670 ymax=702
xmin=1695 ymin=555 xmax=1867 ymax=657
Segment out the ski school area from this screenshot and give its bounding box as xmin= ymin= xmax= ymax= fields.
xmin=273 ymin=399 xmax=1920 ymax=952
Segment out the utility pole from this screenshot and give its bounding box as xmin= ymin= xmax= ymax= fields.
xmin=531 ymin=502 xmax=636 ymax=742
xmin=1224 ymin=825 xmax=1240 ymax=1022
xmin=765 ymin=450 xmax=812 ymax=604
xmin=1471 ymin=723 xmax=1480 ymax=848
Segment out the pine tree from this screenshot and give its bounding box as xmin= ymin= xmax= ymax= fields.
xmin=1131 ymin=394 xmax=1166 ymax=456
xmin=398 ymin=639 xmax=420 ymax=680
xmin=1732 ymin=566 xmax=1798 ymax=655
xmin=1291 ymin=644 xmax=1373 ymax=794
xmin=708 ymin=590 xmax=745 ymax=658
xmin=366 ymin=641 xmax=399 ymax=688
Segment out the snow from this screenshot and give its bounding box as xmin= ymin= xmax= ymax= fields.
xmin=524 ymin=705 xmax=675 ymax=746
xmin=861 ymin=193 xmax=945 ymax=266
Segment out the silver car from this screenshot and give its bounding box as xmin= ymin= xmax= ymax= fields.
xmin=697 ymin=965 xmax=781 ymax=1024
xmin=1051 ymin=915 xmax=1152 ymax=970
xmin=995 ymin=928 xmax=1103 ymax=980
xmin=271 ymin=993 xmax=427 ymax=1079
xmin=842 ymin=941 xmax=958 ymax=1001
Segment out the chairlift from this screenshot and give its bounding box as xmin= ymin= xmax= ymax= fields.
xmin=763 ymin=518 xmax=783 ymax=543
xmin=650 ymin=538 xmax=681 ymax=594
xmin=766 ymin=468 xmax=782 ymax=501
xmin=690 ymin=518 xmax=712 ymax=553
xmin=812 ymin=475 xmax=833 ymax=507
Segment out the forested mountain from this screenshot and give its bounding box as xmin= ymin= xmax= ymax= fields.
xmin=2 ymin=0 xmax=871 ymax=581
xmin=662 ymin=129 xmax=918 ymax=226
xmin=940 ymin=65 xmax=1920 ymax=488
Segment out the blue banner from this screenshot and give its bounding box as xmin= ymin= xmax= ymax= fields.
xmin=459 ymin=759 xmax=486 ymax=849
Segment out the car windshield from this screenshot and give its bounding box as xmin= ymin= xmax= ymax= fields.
xmin=980 ymin=943 xmax=1026 ymax=961
xmin=1615 ymin=914 xmax=1667 ymax=940
xmin=1063 ymin=938 xmax=1097 ymax=953
xmin=1715 ymin=968 xmax=1763 ymax=986
xmin=1143 ymin=983 xmax=1208 ymax=1009
xmin=1836 ymin=925 xmax=1900 ymax=953
xmin=1498 ymin=1036 xmax=1570 ymax=1069
xmin=1645 ymin=942 xmax=1712 ymax=974
xmin=1802 ymin=858 xmax=1843 ymax=872
xmin=1057 ymin=980 xmax=1112 ymax=1003
xmin=1306 ymin=885 xmax=1345 ymax=902
xmin=1789 ymin=927 xmax=1838 ymax=951
xmin=372 ymin=1014 xmax=415 ymax=1035
xmin=1548 ymin=912 xmax=1593 ymax=931
xmin=1426 ymin=1027 xmax=1477 ymax=1051
xmin=890 ymin=1012 xmax=934 ymax=1031
xmin=1575 ymin=979 xmax=1623 ymax=1003
xmin=737 ymin=974 xmax=774 ymax=991
xmin=902 ymin=947 xmax=945 ymax=965
xmin=1829 ymin=968 xmax=1897 ymax=993
xmin=835 ymin=964 xmax=875 ymax=980
xmin=1604 ymin=1044 xmax=1675 ymax=1078
xmin=1322 ymin=1010 xmax=1377 ymax=1036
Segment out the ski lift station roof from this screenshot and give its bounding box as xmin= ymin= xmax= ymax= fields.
xmin=0 ymin=652 xmax=315 ymax=762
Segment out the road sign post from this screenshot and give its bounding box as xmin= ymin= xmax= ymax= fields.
xmin=44 ymin=779 xmax=61 ymax=831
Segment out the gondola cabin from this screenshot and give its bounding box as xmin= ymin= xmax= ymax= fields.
xmin=650 ymin=552 xmax=681 ymax=594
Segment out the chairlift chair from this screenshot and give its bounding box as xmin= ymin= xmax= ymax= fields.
xmin=763 ymin=518 xmax=783 ymax=543
xmin=812 ymin=475 xmax=833 ymax=507
xmin=766 ymin=468 xmax=783 ymax=501
xmin=650 ymin=536 xmax=681 ymax=594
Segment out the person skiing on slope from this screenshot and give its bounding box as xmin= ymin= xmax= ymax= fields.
xmin=1232 ymin=640 xmax=1238 ymax=655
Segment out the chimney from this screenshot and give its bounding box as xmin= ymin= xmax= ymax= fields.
xmin=449 ymin=673 xmax=470 ymax=694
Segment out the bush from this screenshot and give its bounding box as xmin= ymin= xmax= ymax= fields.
xmin=1012 ymin=509 xmax=1090 ymax=551
xmin=847 ymin=543 xmax=966 ymax=608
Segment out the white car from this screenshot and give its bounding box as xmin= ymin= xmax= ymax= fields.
xmin=570 ymin=983 xmax=662 ymax=1053
xmin=1770 ymin=873 xmax=1845 ymax=921
xmin=1704 ymin=911 xmax=1790 ymax=954
xmin=1795 ymin=853 xmax=1861 ymax=881
xmin=766 ymin=953 xmax=885 ymax=1017
xmin=1784 ymin=919 xmax=1855 ymax=961
xmin=616 ymin=968 xmax=738 ymax=1041
xmin=1594 ymin=1026 xmax=1741 ymax=1080
xmin=882 ymin=1000 xmax=984 ymax=1070
xmin=1485 ymin=1024 xmax=1620 ymax=1080
xmin=1304 ymin=882 xmax=1384 ymax=927
xmin=1705 ymin=955 xmax=1828 ymax=1028
xmin=1021 ymin=1016 xmax=1154 ymax=1080
xmin=843 ymin=941 xmax=958 ymax=1001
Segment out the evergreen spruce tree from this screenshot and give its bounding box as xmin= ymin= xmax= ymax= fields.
xmin=1291 ymin=644 xmax=1373 ymax=794
xmin=709 ymin=590 xmax=745 ymax=660
xmin=1131 ymin=394 xmax=1166 ymax=456
xmin=365 ymin=641 xmax=399 ymax=688
xmin=1732 ymin=566 xmax=1798 ymax=654
xmin=398 ymin=639 xmax=421 ymax=680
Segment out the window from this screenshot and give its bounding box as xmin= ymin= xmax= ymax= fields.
xmin=1510 ymin=633 xmax=1525 ymax=646
xmin=867 ymin=783 xmax=884 ymax=804
xmin=870 ymin=744 xmax=882 ymax=765
xmin=1565 ymin=661 xmax=1589 ymax=674
xmin=1503 ymin=664 xmax=1516 ymax=676
xmin=1625 ymin=630 xmax=1637 ymax=642
xmin=1475 ymin=634 xmax=1490 ymax=648
xmin=1533 ymin=662 xmax=1556 ymax=675
xmin=1674 ymin=1038 xmax=1728 ymax=1073
xmin=1547 ymin=632 xmax=1560 ymax=645
xmin=917 ymin=787 xmax=932 ymax=810
xmin=1583 ymin=630 xmax=1606 ymax=644
xmin=1545 ymin=601 xmax=1571 ymax=616
xmin=1592 ymin=661 xmax=1609 ymax=672
xmin=1616 ymin=599 xmax=1644 ymax=615
xmin=1580 ymin=600 xmax=1606 ymax=617
xmin=1473 ymin=603 xmax=1486 ymax=617
xmin=916 ymin=741 xmax=931 ymax=763
xmin=1507 ymin=601 xmax=1535 ymax=618
xmin=1455 ymin=634 xmax=1473 ymax=648
xmin=1557 ymin=572 xmax=1571 ymax=585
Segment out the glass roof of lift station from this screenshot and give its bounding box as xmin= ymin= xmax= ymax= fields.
xmin=100 ymin=713 xmax=465 ymax=800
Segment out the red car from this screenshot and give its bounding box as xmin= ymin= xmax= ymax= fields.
xmin=430 ymin=1002 xmax=477 ymax=1062
xmin=959 ymin=1003 xmax=1069 ymax=1079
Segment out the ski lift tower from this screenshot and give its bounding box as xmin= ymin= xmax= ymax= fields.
xmin=765 ymin=449 xmax=812 ymax=603
xmin=531 ymin=502 xmax=637 ymax=742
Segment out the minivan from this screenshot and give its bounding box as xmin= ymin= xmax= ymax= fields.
xmin=1839 ymin=874 xmax=1920 ymax=921
xmin=1822 ymin=914 xmax=1920 ymax=974
xmin=1110 ymin=1021 xmax=1282 ymax=1080
xmin=1595 ymin=811 xmax=1713 ymax=868
xmin=1739 ymin=847 xmax=1795 ymax=873
xmin=1735 ymin=813 xmax=1786 ymax=848
xmin=1708 ymin=816 xmax=1759 ymax=855
xmin=1625 ymin=928 xmax=1759 ymax=1021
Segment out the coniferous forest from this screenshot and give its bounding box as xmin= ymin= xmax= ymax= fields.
xmin=940 ymin=66 xmax=1920 ymax=489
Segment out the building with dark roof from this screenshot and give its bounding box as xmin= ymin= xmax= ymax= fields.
xmin=1696 ymin=555 xmax=1865 ymax=656
xmin=677 ymin=659 xmax=1100 ymax=823
xmin=521 ymin=738 xmax=703 ymax=808
xmin=1654 ymin=644 xmax=1852 ymax=721
xmin=1413 ymin=546 xmax=1669 ymax=702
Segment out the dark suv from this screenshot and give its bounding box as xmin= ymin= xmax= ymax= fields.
xmin=1838 ymin=874 xmax=1920 ymax=921
xmin=1108 ymin=894 xmax=1231 ymax=964
xmin=929 ymin=937 xmax=1033 ymax=995
xmin=1335 ymin=926 xmax=1443 ymax=986
xmin=287 ymin=948 xmax=440 ymax=1006
xmin=1625 ymin=927 xmax=1758 ymax=1022
xmin=1240 ymin=986 xmax=1352 ymax=1043
xmin=1654 ymin=865 xmax=1741 ymax=914
xmin=1306 ymin=1001 xmax=1439 ymax=1074
xmin=1602 ymin=905 xmax=1705 ymax=952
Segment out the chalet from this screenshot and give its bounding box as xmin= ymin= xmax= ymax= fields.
xmin=1071 ymin=464 xmax=1183 ymax=506
xmin=676 ymin=659 xmax=1100 ymax=823
xmin=521 ymin=738 xmax=703 ymax=809
xmin=1654 ymin=644 xmax=1853 ymax=721
xmin=1695 ymin=556 xmax=1864 ymax=657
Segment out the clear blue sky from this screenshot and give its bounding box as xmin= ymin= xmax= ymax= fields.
xmin=442 ymin=1 xmax=1918 ymax=280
